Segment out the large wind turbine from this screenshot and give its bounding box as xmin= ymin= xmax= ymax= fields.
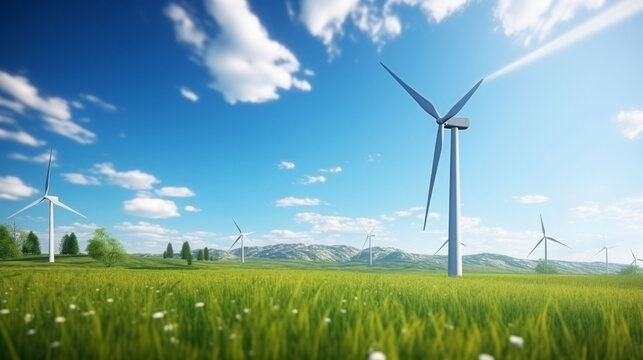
xmin=593 ymin=244 xmax=614 ymax=273
xmin=229 ymin=219 xmax=252 ymax=263
xmin=630 ymin=249 xmax=642 ymax=267
xmin=359 ymin=229 xmax=376 ymax=265
xmin=8 ymin=149 xmax=86 ymax=263
xmin=381 ymin=63 xmax=483 ymax=277
xmin=527 ymin=215 xmax=569 ymax=264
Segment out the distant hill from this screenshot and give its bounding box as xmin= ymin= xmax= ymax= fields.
xmin=189 ymin=243 xmax=627 ymax=274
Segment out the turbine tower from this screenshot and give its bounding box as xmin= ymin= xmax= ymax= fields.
xmin=8 ymin=149 xmax=86 ymax=263
xmin=527 ymin=214 xmax=570 ymax=264
xmin=359 ymin=229 xmax=376 ymax=265
xmin=381 ymin=63 xmax=483 ymax=277
xmin=630 ymin=249 xmax=642 ymax=267
xmin=593 ymin=244 xmax=614 ymax=273
xmin=229 ymin=218 xmax=252 ymax=263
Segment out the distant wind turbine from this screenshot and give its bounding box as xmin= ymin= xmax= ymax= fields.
xmin=381 ymin=62 xmax=483 ymax=277
xmin=359 ymin=229 xmax=376 ymax=265
xmin=631 ymin=249 xmax=642 ymax=267
xmin=8 ymin=149 xmax=86 ymax=263
xmin=229 ymin=218 xmax=252 ymax=263
xmin=435 ymin=240 xmax=467 ymax=255
xmin=527 ymin=215 xmax=570 ymax=264
xmin=593 ymin=243 xmax=615 ymax=273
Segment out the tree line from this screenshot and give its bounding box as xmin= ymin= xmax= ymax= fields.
xmin=163 ymin=241 xmax=212 ymax=265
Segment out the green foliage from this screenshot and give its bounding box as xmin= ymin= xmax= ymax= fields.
xmin=163 ymin=251 xmax=167 ymax=259
xmin=204 ymin=247 xmax=209 ymax=261
xmin=197 ymin=249 xmax=204 ymax=260
xmin=22 ymin=231 xmax=41 ymax=255
xmin=61 ymin=232 xmax=80 ymax=255
xmin=166 ymin=242 xmax=174 ymax=258
xmin=0 ymin=225 xmax=21 ymax=259
xmin=187 ymin=252 xmax=193 ymax=265
xmin=535 ymin=260 xmax=558 ymax=274
xmin=86 ymin=228 xmax=127 ymax=267
xmin=619 ymin=265 xmax=639 ymax=275
xmin=180 ymin=241 xmax=191 ymax=260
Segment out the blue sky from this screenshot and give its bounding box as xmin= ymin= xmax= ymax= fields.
xmin=1 ymin=0 xmax=642 ymax=264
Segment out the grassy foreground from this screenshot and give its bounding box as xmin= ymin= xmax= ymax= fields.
xmin=1 ymin=256 xmax=642 ymax=359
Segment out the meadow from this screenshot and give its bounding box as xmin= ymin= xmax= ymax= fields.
xmin=1 ymin=256 xmax=642 ymax=360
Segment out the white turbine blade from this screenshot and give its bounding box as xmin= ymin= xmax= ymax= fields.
xmin=380 ymin=62 xmax=441 ymax=120
xmin=50 ymin=198 xmax=86 ymax=218
xmin=440 ymin=79 xmax=483 ymax=123
xmin=423 ymin=124 xmax=444 ymax=230
xmin=244 ymin=232 xmax=254 ymax=236
xmin=45 ymin=148 xmax=53 ymax=195
xmin=461 ymin=242 xmax=467 ymax=247
xmin=527 ymin=237 xmax=545 ymax=257
xmin=360 ymin=235 xmax=369 ymax=253
xmin=547 ymin=237 xmax=570 ymax=249
xmin=592 ymin=247 xmax=606 ymax=257
xmin=631 ymin=249 xmax=636 ymax=261
xmin=229 ymin=235 xmax=242 ymax=251
xmin=539 ymin=214 xmax=546 ymax=236
xmin=8 ymin=198 xmax=45 ymax=218
xmin=232 ymin=218 xmax=242 ymax=234
xmin=434 ymin=239 xmax=448 ymax=255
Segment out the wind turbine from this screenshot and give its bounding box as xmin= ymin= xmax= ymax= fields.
xmin=8 ymin=149 xmax=85 ymax=263
xmin=593 ymin=244 xmax=614 ymax=273
xmin=229 ymin=218 xmax=252 ymax=263
xmin=435 ymin=240 xmax=467 ymax=255
xmin=527 ymin=214 xmax=570 ymax=264
xmin=630 ymin=249 xmax=642 ymax=267
xmin=381 ymin=63 xmax=483 ymax=277
xmin=359 ymin=229 xmax=376 ymax=265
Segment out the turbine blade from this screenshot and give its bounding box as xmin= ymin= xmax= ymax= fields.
xmin=546 ymin=237 xmax=570 ymax=249
xmin=229 ymin=235 xmax=242 ymax=251
xmin=440 ymin=79 xmax=483 ymax=123
xmin=540 ymin=214 xmax=546 ymax=236
xmin=50 ymin=198 xmax=86 ymax=218
xmin=592 ymin=247 xmax=605 ymax=257
xmin=434 ymin=239 xmax=448 ymax=255
xmin=232 ymin=218 xmax=242 ymax=234
xmin=380 ymin=62 xmax=441 ymax=120
xmin=631 ymin=249 xmax=636 ymax=261
xmin=461 ymin=242 xmax=467 ymax=247
xmin=45 ymin=148 xmax=53 ymax=195
xmin=423 ymin=124 xmax=444 ymax=230
xmin=527 ymin=237 xmax=545 ymax=257
xmin=361 ymin=235 xmax=369 ymax=253
xmin=8 ymin=198 xmax=45 ymax=218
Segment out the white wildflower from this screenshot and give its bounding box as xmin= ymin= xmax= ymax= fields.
xmin=50 ymin=341 xmax=61 ymax=348
xmin=195 ymin=302 xmax=204 ymax=308
xmin=164 ymin=323 xmax=177 ymax=332
xmin=235 ymin=314 xmax=242 ymax=320
xmin=324 ymin=317 xmax=331 ymax=324
xmin=152 ymin=312 xmax=164 ymax=319
xmin=479 ymin=354 xmax=494 ymax=360
xmin=509 ymin=335 xmax=524 ymax=349
xmin=107 ymin=298 xmax=114 ymax=303
xmin=69 ymin=304 xmax=77 ymax=310
xmin=291 ymin=309 xmax=298 ymax=314
xmin=26 ymin=329 xmax=36 ymax=335
xmin=82 ymin=310 xmax=95 ymax=316
xmin=0 ymin=309 xmax=9 ymax=315
xmin=55 ymin=316 xmax=66 ymax=323
xmin=24 ymin=313 xmax=34 ymax=322
xmin=243 ymin=308 xmax=250 ymax=313
xmin=170 ymin=336 xmax=179 ymax=344
xmin=340 ymin=308 xmax=346 ymax=314
xmin=369 ymin=351 xmax=386 ymax=360
xmin=229 ymin=333 xmax=237 ymax=340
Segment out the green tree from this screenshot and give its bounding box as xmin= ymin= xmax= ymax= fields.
xmin=22 ymin=231 xmax=41 ymax=255
xmin=187 ymin=252 xmax=193 ymax=265
xmin=166 ymin=242 xmax=174 ymax=258
xmin=67 ymin=232 xmax=79 ymax=255
xmin=0 ymin=225 xmax=21 ymax=259
xmin=86 ymin=228 xmax=127 ymax=267
xmin=163 ymin=251 xmax=167 ymax=259
xmin=180 ymin=241 xmax=191 ymax=260
xmin=204 ymin=247 xmax=209 ymax=261
xmin=197 ymin=249 xmax=204 ymax=260
xmin=535 ymin=260 xmax=558 ymax=274
xmin=60 ymin=234 xmax=70 ymax=254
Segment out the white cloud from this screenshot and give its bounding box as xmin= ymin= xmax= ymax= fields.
xmin=0 ymin=115 xmax=15 ymax=124
xmin=320 ymin=166 xmax=342 ymax=173
xmin=155 ymin=186 xmax=196 ymax=197
xmin=278 ymin=161 xmax=296 ymax=170
xmin=395 ymin=210 xmax=412 ymax=217
xmin=123 ymin=195 xmax=180 ymax=219
xmin=180 ymin=87 xmax=199 ymax=102
xmin=184 ymin=205 xmax=202 ymax=212
xmin=0 ymin=96 xmax=25 ymax=113
xmin=614 ymin=109 xmax=643 ymax=140
xmin=299 ymin=0 xmax=361 ymax=56
xmin=165 ymin=1 xmax=310 ymax=104
xmin=70 ymin=100 xmax=83 ymax=109
xmin=56 ymin=222 xmax=100 ymax=240
xmin=262 ymin=229 xmax=315 ymax=243
xmin=276 ymin=196 xmax=321 ymax=207
xmin=514 ymin=194 xmax=549 ymax=204
xmin=295 ymin=212 xmax=380 ymax=233
xmin=0 ymin=128 xmax=45 ymax=147
xmin=92 ymin=163 xmax=159 ymax=190
xmin=570 ymin=203 xmax=601 ymax=217
xmin=61 ymin=173 xmax=100 ymax=186
xmin=302 ymin=175 xmax=326 ymax=185
xmin=0 ymin=176 xmax=38 ymax=200
xmin=388 ymin=0 xmax=469 ymax=23
xmin=116 ymin=221 xmax=177 ymax=240
xmin=41 ymin=115 xmax=96 ymax=144
xmin=8 ymin=150 xmax=56 ymax=164
xmin=79 ymin=93 xmax=117 ymax=111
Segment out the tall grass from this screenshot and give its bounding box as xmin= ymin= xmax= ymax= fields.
xmin=0 ymin=259 xmax=641 ymax=359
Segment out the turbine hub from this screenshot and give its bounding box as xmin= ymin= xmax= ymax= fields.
xmin=443 ymin=117 xmax=470 ymax=130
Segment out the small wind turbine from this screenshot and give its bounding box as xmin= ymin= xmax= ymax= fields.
xmin=229 ymin=218 xmax=252 ymax=263
xmin=381 ymin=63 xmax=483 ymax=277
xmin=435 ymin=239 xmax=467 ymax=255
xmin=593 ymin=244 xmax=614 ymax=273
xmin=527 ymin=214 xmax=570 ymax=264
xmin=359 ymin=229 xmax=376 ymax=265
xmin=630 ymin=249 xmax=643 ymax=267
xmin=8 ymin=149 xmax=85 ymax=263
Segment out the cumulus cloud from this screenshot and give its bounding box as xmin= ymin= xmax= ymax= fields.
xmin=301 ymin=175 xmax=326 ymax=185
xmin=320 ymin=166 xmax=342 ymax=173
xmin=61 ymin=173 xmax=100 ymax=186
xmin=155 ymin=186 xmax=196 ymax=197
xmin=295 ymin=212 xmax=380 ymax=233
xmin=0 ymin=96 xmax=25 ymax=113
xmin=180 ymin=87 xmax=199 ymax=102
xmin=570 ymin=203 xmax=601 ymax=217
xmin=278 ymin=161 xmax=296 ymax=170
xmin=165 ymin=1 xmax=310 ymax=104
xmin=0 ymin=128 xmax=45 ymax=147
xmin=514 ymin=194 xmax=549 ymax=204
xmin=276 ymin=196 xmax=321 ymax=207
xmin=9 ymin=150 xmax=56 ymax=164
xmin=56 ymin=222 xmax=100 ymax=241
xmin=184 ymin=205 xmax=201 ymax=212
xmin=79 ymin=93 xmax=117 ymax=111
xmin=123 ymin=195 xmax=180 ymax=219
xmin=262 ymin=229 xmax=315 ymax=243
xmin=92 ymin=163 xmax=159 ymax=190
xmin=614 ymin=109 xmax=643 ymax=140
xmin=0 ymin=176 xmax=38 ymax=200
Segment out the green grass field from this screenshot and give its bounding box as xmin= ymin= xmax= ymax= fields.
xmin=1 ymin=256 xmax=642 ymax=359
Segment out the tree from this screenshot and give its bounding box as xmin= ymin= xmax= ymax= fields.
xmin=204 ymin=247 xmax=209 ymax=261
xmin=619 ymin=265 xmax=639 ymax=275
xmin=67 ymin=233 xmax=79 ymax=255
xmin=535 ymin=260 xmax=558 ymax=274
xmin=0 ymin=225 xmax=21 ymax=259
xmin=86 ymin=228 xmax=127 ymax=267
xmin=60 ymin=234 xmax=70 ymax=254
xmin=22 ymin=231 xmax=41 ymax=255
xmin=187 ymin=252 xmax=193 ymax=265
xmin=166 ymin=242 xmax=174 ymax=259
xmin=163 ymin=251 xmax=167 ymax=259
xmin=197 ymin=249 xmax=204 ymax=260
xmin=180 ymin=241 xmax=191 ymax=260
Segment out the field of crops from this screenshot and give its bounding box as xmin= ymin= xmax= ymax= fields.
xmin=1 ymin=256 xmax=642 ymax=359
